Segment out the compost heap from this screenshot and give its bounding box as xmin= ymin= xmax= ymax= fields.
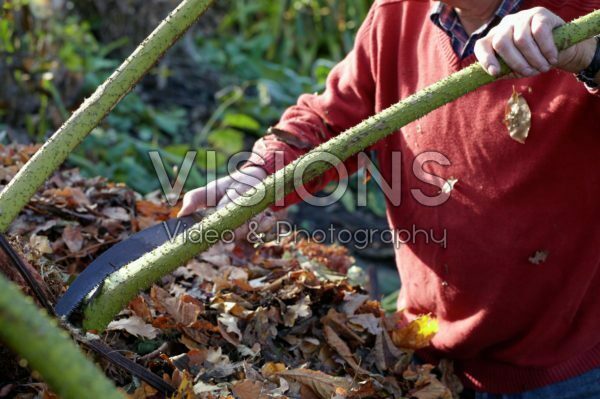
xmin=0 ymin=144 xmax=462 ymax=399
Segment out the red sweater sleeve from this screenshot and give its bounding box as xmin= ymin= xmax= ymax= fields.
xmin=245 ymin=5 xmax=377 ymax=205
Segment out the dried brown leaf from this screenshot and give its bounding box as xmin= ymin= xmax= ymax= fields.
xmin=128 ymin=296 xmax=153 ymax=322
xmin=278 ymin=369 xmax=352 ymax=399
xmin=375 ymin=330 xmax=411 ymax=374
xmin=29 ymin=234 xmax=53 ymax=255
xmin=217 ymin=313 xmax=242 ymax=340
xmin=411 ymin=378 xmax=453 ymax=399
xmin=232 ymin=379 xmax=265 ymax=399
xmin=171 ymin=370 xmax=195 ymax=399
xmin=323 ymin=325 xmax=369 ymax=374
xmin=504 ymin=88 xmax=531 ymax=144
xmin=261 ymin=362 xmax=286 ymax=380
xmin=438 ymin=359 xmax=464 ymax=399
xmin=62 ymin=224 xmax=83 ymax=253
xmin=173 ymin=295 xmax=204 ymax=326
xmin=135 ymin=200 xmax=171 ymax=220
xmin=283 ymin=295 xmax=312 ymax=327
xmin=348 ymin=313 xmax=382 ymax=335
xmin=129 ymin=382 xmax=159 ymax=399
xmin=199 ymin=242 xmax=234 ymax=266
xmin=299 ymin=384 xmax=322 ymax=399
xmin=107 ymin=316 xmax=159 ymax=339
xmin=341 ymin=293 xmax=369 ymax=316
xmin=102 ymin=206 xmax=130 ymax=222
xmin=192 ymin=381 xmax=221 ymax=395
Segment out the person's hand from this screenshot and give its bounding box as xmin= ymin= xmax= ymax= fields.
xmin=178 ymin=166 xmax=282 ymax=241
xmin=474 ymin=7 xmax=597 ymax=78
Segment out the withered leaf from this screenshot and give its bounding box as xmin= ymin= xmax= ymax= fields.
xmin=29 ymin=234 xmax=53 ymax=255
xmin=171 ymin=369 xmax=195 ymax=399
xmin=128 ymin=296 xmax=153 ymax=322
xmin=217 ymin=313 xmax=243 ymax=340
xmin=62 ymin=224 xmax=83 ymax=253
xmin=278 ymin=369 xmax=352 ymax=399
xmin=349 ymin=313 xmax=382 ymax=335
xmin=135 ymin=200 xmax=171 ymax=220
xmin=261 ymin=362 xmax=286 ymax=379
xmin=342 ymin=293 xmax=369 ymax=316
xmin=438 ymin=359 xmax=464 ymax=398
xmin=192 ymin=381 xmax=221 ymax=395
xmin=200 ymin=242 xmax=233 ymax=266
xmin=270 ymin=377 xmax=290 ymax=396
xmin=391 ymin=314 xmax=439 ymax=350
xmin=504 ymin=87 xmax=532 ymax=144
xmin=284 ymin=295 xmax=312 ymax=327
xmin=375 ymin=330 xmax=411 ymax=374
xmin=206 ymin=347 xmax=230 ymax=365
xmin=129 ymin=382 xmax=159 ymax=399
xmin=232 ymin=379 xmax=265 ymax=399
xmin=322 ymin=308 xmax=365 ymax=345
xmin=323 ymin=325 xmax=369 ymax=374
xmin=299 ymin=384 xmax=322 ymax=399
xmin=4 ymin=140 xmax=459 ymax=399
xmin=187 ymin=260 xmax=219 ymax=282
xmin=173 ymin=295 xmax=204 ymax=326
xmin=102 ymin=206 xmax=130 ymax=222
xmin=106 ymin=316 xmax=159 ymax=339
xmin=411 ymin=378 xmax=453 ymax=399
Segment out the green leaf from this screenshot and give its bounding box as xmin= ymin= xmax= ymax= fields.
xmin=312 ymin=58 xmax=335 ymax=86
xmin=222 ymin=113 xmax=260 ymax=131
xmin=207 ymin=128 xmax=244 ymax=156
xmin=152 ymin=108 xmax=187 ymax=136
xmin=367 ymin=184 xmax=387 ymax=218
xmin=339 ymin=190 xmax=356 ymax=213
xmin=165 ymin=144 xmax=192 ymax=158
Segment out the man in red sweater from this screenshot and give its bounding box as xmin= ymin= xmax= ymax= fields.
xmin=180 ymin=0 xmax=600 ymax=396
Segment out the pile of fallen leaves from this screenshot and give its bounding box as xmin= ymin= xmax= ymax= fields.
xmin=3 ymin=145 xmax=175 ymax=279
xmin=109 ymin=239 xmax=460 ymax=399
xmin=0 ymin=144 xmax=461 ymax=399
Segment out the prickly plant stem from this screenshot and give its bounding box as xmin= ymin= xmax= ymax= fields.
xmin=0 ymin=0 xmax=214 ymax=232
xmin=0 ymin=274 xmax=125 ymax=399
xmin=82 ymin=10 xmax=600 ymax=331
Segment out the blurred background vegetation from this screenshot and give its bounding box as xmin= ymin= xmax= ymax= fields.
xmin=1 ymin=0 xmax=400 ymax=296
xmin=1 ymin=0 xmax=370 ymax=192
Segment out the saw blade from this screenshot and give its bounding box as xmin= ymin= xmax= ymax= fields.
xmin=55 ymin=214 xmax=201 ymax=318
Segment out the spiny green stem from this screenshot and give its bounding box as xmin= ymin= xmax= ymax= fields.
xmin=83 ymin=10 xmax=600 ymax=331
xmin=0 ymin=274 xmax=125 ymax=399
xmin=0 ymin=0 xmax=214 ymax=232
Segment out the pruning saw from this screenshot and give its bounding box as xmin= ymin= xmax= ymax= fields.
xmin=54 ymin=213 xmax=203 ymax=318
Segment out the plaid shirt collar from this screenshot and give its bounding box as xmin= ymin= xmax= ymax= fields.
xmin=430 ymin=0 xmax=523 ymax=59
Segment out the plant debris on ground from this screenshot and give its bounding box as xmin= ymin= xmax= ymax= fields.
xmin=0 ymin=144 xmax=462 ymax=399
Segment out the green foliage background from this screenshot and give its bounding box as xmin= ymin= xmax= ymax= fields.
xmin=0 ymin=0 xmax=390 ymax=216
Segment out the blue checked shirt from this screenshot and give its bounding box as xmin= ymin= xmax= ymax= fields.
xmin=430 ymin=0 xmax=523 ymax=59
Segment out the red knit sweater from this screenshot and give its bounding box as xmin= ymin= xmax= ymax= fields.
xmin=246 ymin=0 xmax=600 ymax=393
